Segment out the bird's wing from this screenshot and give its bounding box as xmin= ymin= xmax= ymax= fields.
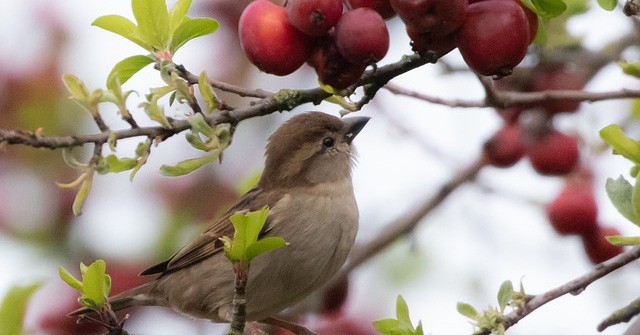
xmin=140 ymin=187 xmax=278 ymax=276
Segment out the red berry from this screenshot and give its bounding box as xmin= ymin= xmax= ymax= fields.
xmin=546 ymin=184 xmax=598 ymax=236
xmin=307 ymin=37 xmax=367 ymax=89
xmin=390 ymin=0 xmax=468 ymax=36
xmin=286 ymin=0 xmax=343 ymax=36
xmin=469 ymin=0 xmax=538 ymax=42
xmin=321 ymin=277 xmax=350 ymax=314
xmin=456 ymin=0 xmax=530 ymax=77
xmin=239 ymin=0 xmax=312 ymax=75
xmin=334 ymin=8 xmax=390 ymax=64
xmin=483 ymin=124 xmax=525 ymax=167
xmin=528 ymin=130 xmax=579 ymax=176
xmin=345 ymin=0 xmax=397 ymax=19
xmin=532 ymin=65 xmax=586 ymax=115
xmin=582 ymin=226 xmax=624 ymax=264
xmin=406 ymin=24 xmax=457 ymax=57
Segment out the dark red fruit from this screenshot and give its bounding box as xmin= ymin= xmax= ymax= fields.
xmin=390 ymin=0 xmax=468 ymax=36
xmin=334 ymin=8 xmax=390 ymax=64
xmin=532 ymin=65 xmax=586 ymax=115
xmin=307 ymin=37 xmax=367 ymax=89
xmin=286 ymin=0 xmax=343 ymax=36
xmin=456 ymin=0 xmax=530 ymax=77
xmin=239 ymin=0 xmax=312 ymax=75
xmin=469 ymin=0 xmax=538 ymax=42
xmin=582 ymin=226 xmax=624 ymax=264
xmin=406 ymin=24 xmax=457 ymax=57
xmin=483 ymin=124 xmax=526 ymax=167
xmin=345 ymin=0 xmax=397 ymax=19
xmin=321 ymin=277 xmax=350 ymax=314
xmin=528 ymin=130 xmax=579 ymax=176
xmin=546 ymin=184 xmax=598 ymax=236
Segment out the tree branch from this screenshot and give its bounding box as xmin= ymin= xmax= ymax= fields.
xmin=0 ymin=53 xmax=432 ymax=151
xmin=598 ymin=296 xmax=640 ymax=332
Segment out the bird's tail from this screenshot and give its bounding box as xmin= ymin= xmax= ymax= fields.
xmin=68 ymin=282 xmax=155 ymax=317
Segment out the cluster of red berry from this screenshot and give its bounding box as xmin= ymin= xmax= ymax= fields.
xmin=396 ymin=0 xmax=537 ymax=77
xmin=238 ymin=0 xmax=539 ymax=88
xmin=238 ymin=0 xmax=391 ymax=89
xmin=483 ymin=63 xmax=624 ymax=265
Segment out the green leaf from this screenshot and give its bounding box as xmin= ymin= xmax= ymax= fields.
xmin=72 ymin=170 xmax=94 ymax=216
xmin=62 ymin=74 xmax=90 ymax=101
xmin=497 ymin=280 xmax=513 ymax=312
xmin=160 ymin=154 xmax=218 ymax=176
xmin=0 ymin=283 xmax=42 ymax=335
xmin=186 ymin=132 xmax=208 ymax=151
xmin=92 ymin=15 xmax=151 ymax=50
xmin=600 ymin=124 xmax=640 ymax=166
xmin=198 ymin=71 xmax=218 ymax=114
xmin=235 ymin=170 xmax=262 ymax=195
xmin=620 ymin=62 xmax=640 ymax=78
xmin=186 ymin=113 xmax=214 ymax=138
xmin=169 ymin=0 xmax=191 ymax=33
xmin=607 ymin=235 xmax=640 ymax=246
xmin=107 ymin=55 xmax=155 ymax=90
xmin=372 ymin=319 xmax=402 ymax=334
xmin=246 ymin=237 xmax=287 ymax=261
xmin=169 ymin=17 xmax=219 ymax=54
xmin=597 ymin=0 xmax=617 ymax=10
xmin=396 ymin=295 xmax=412 ymax=326
xmin=130 ymin=139 xmax=151 ymax=181
xmin=457 ymin=302 xmax=479 ymax=319
xmin=415 ymin=321 xmax=424 ymax=335
xmin=104 ymin=155 xmax=138 ymax=173
xmin=226 ymin=207 xmax=271 ymax=262
xmin=59 ymin=266 xmax=83 ymax=292
xmin=81 ymin=260 xmax=110 ymax=308
xmin=530 ymin=0 xmax=567 ymax=17
xmin=132 ymin=0 xmax=171 ymax=50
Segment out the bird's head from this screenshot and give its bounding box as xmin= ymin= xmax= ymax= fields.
xmin=260 ymin=112 xmax=369 ymax=188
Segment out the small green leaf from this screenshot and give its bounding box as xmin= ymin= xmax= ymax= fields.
xmin=0 ymin=283 xmax=42 ymax=335
xmin=130 ymin=139 xmax=151 ymax=181
xmin=530 ymin=0 xmax=567 ymax=17
xmin=600 ymin=124 xmax=640 ymax=166
xmin=235 ymin=170 xmax=262 ymax=195
xmin=132 ymin=0 xmax=171 ymax=50
xmin=198 ymin=71 xmax=218 ymax=114
xmin=61 ymin=148 xmax=88 ymax=170
xmin=246 ymin=237 xmax=287 ymax=261
xmin=606 ymin=235 xmax=640 ymax=246
xmin=92 ymin=15 xmax=151 ymax=50
xmin=457 ymin=302 xmax=479 ymax=319
xmin=107 ymin=55 xmax=155 ymax=90
xmin=169 ymin=0 xmax=192 ymax=33
xmin=620 ymin=62 xmax=640 ymax=78
xmin=186 ymin=113 xmax=214 ymax=138
xmin=62 ymin=74 xmax=90 ymax=101
xmin=104 ymin=155 xmax=138 ymax=173
xmin=415 ymin=321 xmax=424 ymax=335
xmin=396 ymin=295 xmax=412 ymax=326
xmin=169 ymin=17 xmax=219 ymax=54
xmin=160 ymin=154 xmax=218 ymax=176
xmin=372 ymin=318 xmax=401 ymax=334
xmin=597 ymin=0 xmax=617 ymax=10
xmin=186 ymin=132 xmax=208 ymax=151
xmin=226 ymin=207 xmax=271 ymax=262
xmin=497 ymin=280 xmax=513 ymax=312
xmin=58 ymin=267 xmax=83 ymax=292
xmin=81 ymin=260 xmax=110 ymax=308
xmin=72 ymin=170 xmax=94 ymax=216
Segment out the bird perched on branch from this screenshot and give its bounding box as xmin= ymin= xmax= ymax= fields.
xmin=71 ymin=111 xmax=369 ymax=324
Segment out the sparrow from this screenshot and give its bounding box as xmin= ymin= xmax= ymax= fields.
xmin=72 ymin=111 xmax=369 ymax=323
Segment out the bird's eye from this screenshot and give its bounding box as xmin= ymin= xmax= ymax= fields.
xmin=322 ymin=137 xmax=335 ymax=148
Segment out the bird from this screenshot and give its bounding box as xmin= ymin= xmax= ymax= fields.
xmin=71 ymin=111 xmax=370 ymax=325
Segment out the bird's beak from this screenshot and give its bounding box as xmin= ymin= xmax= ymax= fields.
xmin=342 ymin=116 xmax=371 ymax=144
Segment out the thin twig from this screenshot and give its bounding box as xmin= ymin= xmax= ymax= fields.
xmin=598 ymin=296 xmax=640 ymax=331
xmin=474 ymin=246 xmax=640 ymax=335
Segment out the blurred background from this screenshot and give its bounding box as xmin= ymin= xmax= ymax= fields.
xmin=1 ymin=0 xmax=639 ymax=334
